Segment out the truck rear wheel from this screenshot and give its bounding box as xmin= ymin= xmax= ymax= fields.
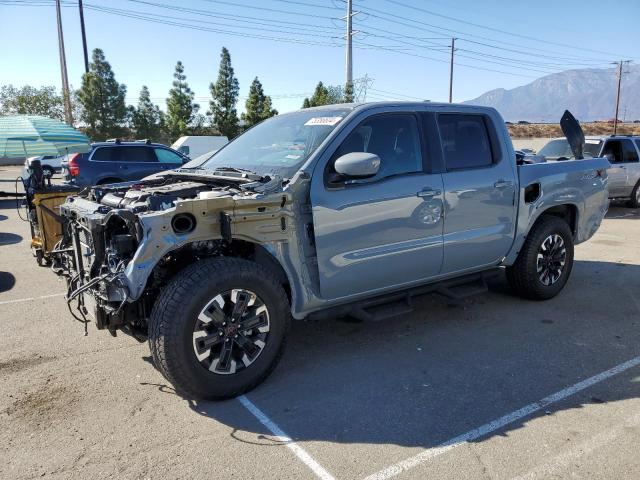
xmin=506 ymin=215 xmax=574 ymax=300
xmin=149 ymin=257 xmax=290 ymax=399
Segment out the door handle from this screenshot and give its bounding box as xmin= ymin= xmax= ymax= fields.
xmin=417 ymin=188 xmax=441 ymax=198
xmin=494 ymin=180 xmax=513 ymax=189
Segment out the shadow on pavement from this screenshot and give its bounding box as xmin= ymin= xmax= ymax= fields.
xmin=606 ymin=205 xmax=640 ymax=219
xmin=143 ymin=259 xmax=640 ymax=452
xmin=0 ymin=271 xmax=16 ymax=293
xmin=0 ymin=232 xmax=22 ymax=246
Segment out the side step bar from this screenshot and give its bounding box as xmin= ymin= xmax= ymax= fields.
xmin=309 ymin=269 xmax=501 ymax=322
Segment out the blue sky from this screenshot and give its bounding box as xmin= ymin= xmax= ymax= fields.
xmin=1 ymin=0 xmax=639 ymax=114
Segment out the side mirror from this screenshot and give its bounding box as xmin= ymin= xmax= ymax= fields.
xmin=334 ymin=152 xmax=381 ymax=179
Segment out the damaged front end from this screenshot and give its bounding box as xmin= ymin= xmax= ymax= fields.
xmin=54 ymin=170 xmax=292 ymax=339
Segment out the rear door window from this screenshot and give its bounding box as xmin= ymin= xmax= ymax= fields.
xmin=112 ymin=146 xmax=156 ymax=163
xmin=621 ymin=139 xmax=639 ymax=163
xmin=437 ymin=114 xmax=493 ymax=170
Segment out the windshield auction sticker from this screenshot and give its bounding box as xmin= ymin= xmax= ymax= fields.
xmin=304 ymin=117 xmax=343 ymax=126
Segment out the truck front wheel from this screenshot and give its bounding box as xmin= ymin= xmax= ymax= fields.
xmin=506 ymin=215 xmax=574 ymax=300
xmin=149 ymin=257 xmax=291 ymax=399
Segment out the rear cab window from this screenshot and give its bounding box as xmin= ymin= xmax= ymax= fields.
xmin=437 ymin=114 xmax=495 ymax=170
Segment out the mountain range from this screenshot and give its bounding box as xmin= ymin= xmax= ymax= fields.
xmin=464 ymin=64 xmax=640 ymax=122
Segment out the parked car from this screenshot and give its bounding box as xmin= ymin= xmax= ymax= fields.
xmin=538 ymin=135 xmax=640 ymax=207
xmin=171 ymin=135 xmax=228 ymax=159
xmin=61 ymin=139 xmax=189 ymax=187
xmin=24 ymin=154 xmax=65 ymax=176
xmin=52 ymin=102 xmax=609 ymax=399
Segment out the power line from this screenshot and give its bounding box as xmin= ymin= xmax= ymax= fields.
xmin=380 ymin=0 xmax=637 ymax=59
xmin=351 ymin=0 xmax=618 ymax=64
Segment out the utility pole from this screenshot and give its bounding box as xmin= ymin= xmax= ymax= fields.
xmin=55 ymin=0 xmax=73 ymax=125
xmin=79 ymin=0 xmax=89 ymax=74
xmin=449 ymin=37 xmax=456 ymax=103
xmin=344 ymin=0 xmax=354 ymax=99
xmin=612 ymin=60 xmax=632 ymax=135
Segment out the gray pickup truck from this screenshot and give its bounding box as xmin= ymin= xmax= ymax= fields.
xmin=538 ymin=135 xmax=640 ymax=207
xmin=53 ymin=103 xmax=609 ymax=399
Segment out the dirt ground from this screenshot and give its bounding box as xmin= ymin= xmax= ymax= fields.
xmin=1 ymin=165 xmax=639 ymax=480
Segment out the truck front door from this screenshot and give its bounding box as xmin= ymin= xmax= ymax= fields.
xmin=310 ymin=112 xmax=444 ymax=300
xmin=437 ymin=113 xmax=517 ymax=274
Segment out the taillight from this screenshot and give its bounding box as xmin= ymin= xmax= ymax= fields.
xmin=68 ymin=153 xmax=80 ymax=176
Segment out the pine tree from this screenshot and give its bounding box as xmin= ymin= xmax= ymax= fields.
xmin=166 ymin=61 xmax=199 ymax=141
xmin=130 ymin=86 xmax=163 ymax=141
xmin=77 ymin=48 xmax=127 ymax=140
xmin=301 ymin=82 xmax=344 ymax=108
xmin=241 ymin=77 xmax=278 ymax=128
xmin=210 ymin=47 xmax=240 ymax=139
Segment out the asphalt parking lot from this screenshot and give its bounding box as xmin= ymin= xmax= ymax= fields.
xmin=1 ymin=165 xmax=639 ymax=480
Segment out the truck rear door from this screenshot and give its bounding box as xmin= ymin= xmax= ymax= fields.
xmin=436 ymin=113 xmax=517 ymax=274
xmin=310 ymin=112 xmax=444 ymax=300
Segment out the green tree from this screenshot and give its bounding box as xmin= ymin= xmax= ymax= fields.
xmin=77 ymin=48 xmax=128 ymax=140
xmin=209 ymin=47 xmax=240 ymax=139
xmin=166 ymin=61 xmax=199 ymax=141
xmin=301 ymin=82 xmax=344 ymax=108
xmin=241 ymin=77 xmax=278 ymax=128
xmin=130 ymin=86 xmax=163 ymax=141
xmin=0 ymin=85 xmax=65 ymax=120
xmin=344 ymin=81 xmax=354 ymax=103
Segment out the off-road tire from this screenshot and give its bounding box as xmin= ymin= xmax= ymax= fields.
xmin=149 ymin=257 xmax=291 ymax=399
xmin=506 ymin=215 xmax=574 ymax=300
xmin=627 ymin=181 xmax=640 ymax=208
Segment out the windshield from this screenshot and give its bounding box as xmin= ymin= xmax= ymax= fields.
xmin=539 ymin=138 xmax=603 ymax=158
xmin=200 ymin=108 xmax=351 ymax=178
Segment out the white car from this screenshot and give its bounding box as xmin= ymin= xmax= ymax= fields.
xmin=24 ymin=154 xmax=65 ymax=176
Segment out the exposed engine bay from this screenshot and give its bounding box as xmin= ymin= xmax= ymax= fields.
xmin=54 ymin=170 xmax=294 ymax=339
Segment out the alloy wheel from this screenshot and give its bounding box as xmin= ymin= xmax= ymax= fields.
xmin=536 ymin=234 xmax=566 ymax=286
xmin=192 ymin=289 xmax=270 ymax=375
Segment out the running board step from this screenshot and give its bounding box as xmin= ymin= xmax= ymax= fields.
xmin=436 ymin=277 xmax=489 ymax=305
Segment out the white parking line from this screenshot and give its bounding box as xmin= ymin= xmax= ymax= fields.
xmin=363 ymin=356 xmax=640 ymax=480
xmin=238 ymin=395 xmax=336 ymax=480
xmin=0 ymin=292 xmax=64 ymax=306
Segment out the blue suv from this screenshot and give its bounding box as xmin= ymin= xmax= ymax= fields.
xmin=62 ymin=139 xmax=189 ymax=187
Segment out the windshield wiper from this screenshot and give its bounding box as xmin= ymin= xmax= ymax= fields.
xmin=212 ymin=166 xmax=259 ymax=175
